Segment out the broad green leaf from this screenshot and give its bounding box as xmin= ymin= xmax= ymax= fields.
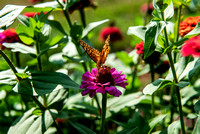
xmin=63 ymin=54 xmax=91 ymax=63
xmin=8 ymin=108 xmax=58 ymax=134
xmin=127 ymin=26 xmax=146 ymax=41
xmin=2 ymin=43 xmax=36 ymax=55
xmin=82 ymin=19 xmax=109 ymax=38
xmin=69 ymin=121 xmax=96 ymax=134
xmin=70 ymin=24 xmax=83 ymax=41
xmin=164 ymin=1 xmax=174 ymax=20
xmin=147 ymin=114 xmax=167 ymax=134
xmin=17 ymin=15 xmax=30 ymax=27
xmin=184 ymin=22 xmax=200 ymax=39
xmin=189 ymin=58 xmax=200 ymax=85
xmin=194 ymin=100 xmax=200 ymax=114
xmin=23 ymin=1 xmax=61 ymax=12
xmin=144 ymin=24 xmax=157 ymax=59
xmin=193 ymin=116 xmax=200 ymax=134
xmin=16 ymin=24 xmax=35 ymax=45
xmin=46 ymin=88 xmax=68 ymax=111
xmin=166 ymin=56 xmax=193 ymax=81
xmin=0 ymin=5 xmax=26 ymax=28
xmin=167 ymin=120 xmax=180 ymax=134
xmin=143 ymin=79 xmax=174 ymax=95
xmin=181 ymin=86 xmax=199 ymax=105
xmin=48 ymin=20 xmax=68 ymax=35
xmin=32 ymin=108 xmax=43 ymax=115
xmin=13 ymin=72 xmax=80 ymax=96
xmin=0 ymin=69 xmax=24 ymax=85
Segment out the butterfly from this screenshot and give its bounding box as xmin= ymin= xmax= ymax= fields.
xmin=79 ymin=35 xmax=110 ymax=69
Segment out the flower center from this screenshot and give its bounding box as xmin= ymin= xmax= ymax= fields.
xmin=96 ymin=67 xmax=114 ymax=85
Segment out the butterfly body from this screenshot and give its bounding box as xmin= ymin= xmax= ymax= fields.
xmin=79 ymin=35 xmax=110 ymax=69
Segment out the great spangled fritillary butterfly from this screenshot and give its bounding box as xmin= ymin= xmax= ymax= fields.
xmin=79 ymin=35 xmax=110 ymax=69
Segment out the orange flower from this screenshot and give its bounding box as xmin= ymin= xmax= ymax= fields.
xmin=179 ymin=16 xmax=200 ymax=37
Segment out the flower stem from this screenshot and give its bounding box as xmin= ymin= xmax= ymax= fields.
xmin=150 ymin=63 xmax=155 ymax=117
xmin=100 ymin=93 xmax=107 ymax=134
xmin=131 ymin=56 xmax=140 ymax=92
xmin=15 ymin=52 xmax=20 ymax=67
xmin=161 ymin=11 xmax=186 ymax=134
xmin=94 ymin=94 xmax=101 ymax=111
xmin=79 ymin=8 xmax=86 ymax=28
xmin=35 ymin=42 xmax=42 ymax=71
xmin=31 ymin=96 xmax=46 ymax=111
xmin=0 ymin=50 xmax=19 ymax=80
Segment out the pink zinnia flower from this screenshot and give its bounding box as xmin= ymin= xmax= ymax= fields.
xmin=0 ymin=29 xmax=21 ymax=50
xmin=181 ymin=35 xmax=200 ymax=57
xmin=80 ymin=67 xmax=128 ymax=98
xmin=99 ymin=27 xmax=122 ymax=43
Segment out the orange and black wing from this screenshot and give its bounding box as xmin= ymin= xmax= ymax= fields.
xmin=100 ymin=35 xmax=110 ymax=65
xmin=79 ymin=40 xmax=101 ymax=63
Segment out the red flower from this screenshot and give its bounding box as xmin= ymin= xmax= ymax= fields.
xmin=135 ymin=41 xmax=160 ymax=64
xmin=99 ymin=27 xmax=122 ymax=43
xmin=179 ymin=16 xmax=200 ymax=37
xmin=0 ymin=29 xmax=21 ymax=50
xmin=140 ymin=2 xmax=154 ymax=14
xmin=135 ymin=41 xmax=144 ymax=54
xmin=181 ymin=35 xmax=200 ymax=57
xmin=23 ymin=12 xmax=40 ymax=18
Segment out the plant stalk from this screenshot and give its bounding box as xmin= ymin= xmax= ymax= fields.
xmin=150 ymin=63 xmax=155 ymax=117
xmin=131 ymin=56 xmax=141 ymax=92
xmin=79 ymin=8 xmax=86 ymax=28
xmin=0 ymin=50 xmax=19 ymax=80
xmin=35 ymin=42 xmax=42 ymax=71
xmin=100 ymin=93 xmax=107 ymax=134
xmin=161 ymin=11 xmax=186 ymax=134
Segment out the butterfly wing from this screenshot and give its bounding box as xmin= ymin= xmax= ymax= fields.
xmin=100 ymin=35 xmax=110 ymax=65
xmin=79 ymin=40 xmax=101 ymax=63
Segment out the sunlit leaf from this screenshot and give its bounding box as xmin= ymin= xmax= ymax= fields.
xmin=143 ymin=79 xmax=174 ymax=95
xmin=0 ymin=5 xmax=26 ymax=28
xmin=13 ymin=72 xmax=80 ymax=96
xmin=82 ymin=19 xmax=109 ymax=38
xmin=193 ymin=116 xmax=200 ymax=134
xmin=8 ymin=108 xmax=58 ymax=134
xmin=69 ymin=121 xmax=96 ymax=134
xmin=194 ymin=100 xmax=200 ymax=114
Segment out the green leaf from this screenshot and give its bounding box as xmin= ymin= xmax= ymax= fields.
xmin=70 ymin=24 xmax=83 ymax=41
xmin=17 ymin=15 xmax=30 ymax=27
xmin=8 ymin=108 xmax=58 ymax=134
xmin=69 ymin=121 xmax=96 ymax=134
xmin=116 ymin=51 xmax=133 ymax=66
xmin=164 ymin=1 xmax=174 ymax=20
xmin=166 ymin=56 xmax=193 ymax=81
xmin=184 ymin=22 xmax=200 ymax=39
xmin=193 ymin=116 xmax=200 ymax=134
xmin=189 ymin=58 xmax=200 ymax=85
xmin=194 ymin=100 xmax=200 ymax=114
xmin=181 ymin=86 xmax=200 ymax=105
xmin=167 ymin=120 xmax=180 ymax=134
xmin=23 ymin=1 xmax=61 ymax=12
xmin=48 ymin=20 xmax=68 ymax=35
xmin=143 ymin=79 xmax=174 ymax=95
xmin=16 ymin=24 xmax=35 ymax=45
xmin=0 ymin=5 xmax=26 ymax=28
xmin=63 ymin=54 xmax=91 ymax=63
xmin=144 ymin=24 xmax=157 ymax=59
xmin=13 ymin=72 xmax=80 ymax=96
xmin=46 ymin=88 xmax=68 ymax=111
xmin=82 ymin=19 xmax=109 ymax=38
xmin=142 ymin=114 xmax=167 ymax=134
xmin=2 ymin=43 xmax=36 ymax=55
xmin=127 ymin=26 xmax=147 ymax=41
xmin=32 ymin=108 xmax=43 ymax=115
